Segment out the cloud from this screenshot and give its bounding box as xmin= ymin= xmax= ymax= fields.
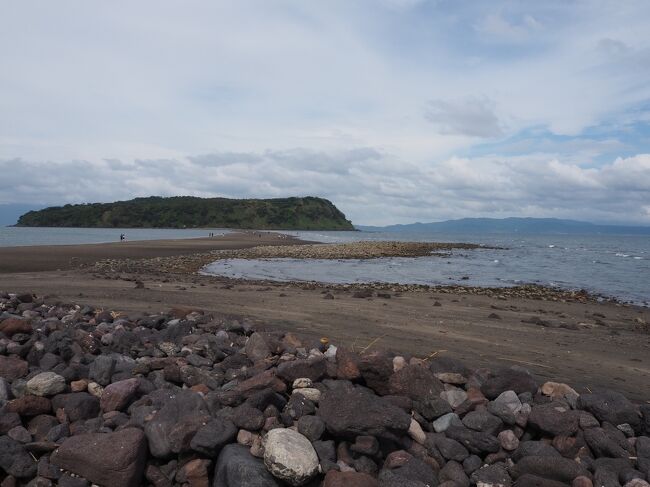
xmin=2 ymin=1 xmax=650 ymax=225
xmin=425 ymin=97 xmax=503 ymax=138
xmin=2 ymin=151 xmax=650 ymax=226
xmin=476 ymin=12 xmax=542 ymax=43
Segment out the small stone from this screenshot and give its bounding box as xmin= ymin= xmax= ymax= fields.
xmin=393 ymin=356 xmax=407 ymax=372
xmin=433 ymin=413 xmax=462 ymax=433
xmin=100 ymin=378 xmax=140 ymax=412
xmin=292 ymin=387 xmax=321 ymax=403
xmin=8 ymin=425 xmax=32 ymax=443
xmin=87 ymin=382 xmax=103 ymax=398
xmin=292 ymin=378 xmax=313 ymax=389
xmin=441 ymin=389 xmax=468 ymax=409
xmin=435 ymin=372 xmax=467 ymax=385
xmin=70 ymin=379 xmax=88 ymax=392
xmin=498 ymin=430 xmax=519 ymax=451
xmin=297 ymin=415 xmax=326 ymax=442
xmin=408 ymin=418 xmax=426 ymax=445
xmin=237 ymin=429 xmax=254 ymax=446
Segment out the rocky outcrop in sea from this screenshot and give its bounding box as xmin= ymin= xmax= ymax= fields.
xmin=1 ymin=290 xmax=649 ymax=487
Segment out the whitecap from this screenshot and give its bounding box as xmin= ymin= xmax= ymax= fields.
xmin=615 ymin=253 xmax=630 ymax=257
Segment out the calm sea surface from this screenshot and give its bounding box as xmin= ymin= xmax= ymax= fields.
xmin=1 ymin=227 xmax=648 ymax=306
xmin=204 ymin=230 xmax=650 ymax=306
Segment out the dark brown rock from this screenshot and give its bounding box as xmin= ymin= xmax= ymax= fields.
xmin=6 ymin=396 xmax=51 ymax=416
xmin=510 ymin=456 xmax=591 ymax=483
xmin=317 ymin=387 xmax=410 ymax=440
xmin=528 ymin=402 xmax=580 ymax=437
xmin=277 ymin=358 xmax=327 ymax=383
xmin=481 ymin=367 xmax=539 ymax=400
xmin=51 ymin=428 xmax=147 ymax=487
xmin=100 ymin=378 xmax=140 ymax=412
xmin=0 ymin=356 xmax=29 ymax=381
xmin=0 ymin=318 xmax=32 ymax=337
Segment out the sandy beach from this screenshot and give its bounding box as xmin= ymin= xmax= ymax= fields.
xmin=0 ymin=231 xmax=302 ymax=273
xmin=1 ymin=231 xmax=648 ymax=402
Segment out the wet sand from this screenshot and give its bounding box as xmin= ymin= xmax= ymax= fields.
xmin=1 ymin=232 xmax=649 ymax=401
xmin=0 ymin=231 xmax=302 ymax=273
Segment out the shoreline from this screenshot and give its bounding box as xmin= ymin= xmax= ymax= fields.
xmin=1 ymin=231 xmax=649 ymax=401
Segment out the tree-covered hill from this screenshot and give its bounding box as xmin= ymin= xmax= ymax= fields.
xmin=16 ymin=196 xmax=354 ymax=230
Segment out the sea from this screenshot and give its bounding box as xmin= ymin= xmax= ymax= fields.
xmin=1 ymin=227 xmax=648 ymax=306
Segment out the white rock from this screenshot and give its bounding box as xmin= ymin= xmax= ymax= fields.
xmin=292 ymin=388 xmax=321 ymax=403
xmin=264 ymin=428 xmax=319 ymax=486
xmin=26 ymin=372 xmax=66 ymax=396
xmin=408 ymin=418 xmax=426 ymax=444
xmin=433 ymin=412 xmax=462 ymax=433
xmin=87 ymin=382 xmax=103 ymax=398
xmin=324 ymin=344 xmax=337 ymax=360
xmin=292 ymin=378 xmax=313 ymax=389
xmin=393 ymin=356 xmax=406 ymax=372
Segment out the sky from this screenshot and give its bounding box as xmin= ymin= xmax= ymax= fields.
xmin=1 ymin=0 xmax=650 ymax=226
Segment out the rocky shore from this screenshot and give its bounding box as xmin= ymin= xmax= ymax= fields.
xmin=90 ymin=241 xmax=487 ymax=275
xmin=85 ymin=240 xmax=612 ymax=304
xmin=1 ymin=291 xmax=649 ymax=487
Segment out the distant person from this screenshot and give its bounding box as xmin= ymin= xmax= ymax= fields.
xmin=120 ymin=233 xmax=125 ymax=242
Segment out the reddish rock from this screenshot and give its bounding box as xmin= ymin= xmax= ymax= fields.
xmin=235 ymin=370 xmax=286 ymax=397
xmin=324 ymin=471 xmax=378 ymax=487
xmin=573 ymin=476 xmax=594 ymax=487
xmin=0 ymin=318 xmax=32 ymax=337
xmin=190 ymin=384 xmax=210 ymax=394
xmin=6 ymin=396 xmax=51 ymax=416
xmin=100 ymin=378 xmax=140 ymax=412
xmin=176 ymin=458 xmax=211 ymax=487
xmin=388 ymin=364 xmax=444 ymax=402
xmin=384 ymin=450 xmax=413 ymax=469
xmin=336 ymin=348 xmax=361 ymax=380
xmin=0 ymin=356 xmax=29 ymax=382
xmin=51 ymin=428 xmax=147 ymax=487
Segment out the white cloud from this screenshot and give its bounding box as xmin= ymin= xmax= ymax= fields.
xmin=476 ymin=12 xmax=542 ymax=43
xmin=1 ymin=1 xmax=650 ymax=225
xmin=2 ymin=152 xmax=650 ymax=226
xmin=425 ymin=96 xmax=503 ymax=137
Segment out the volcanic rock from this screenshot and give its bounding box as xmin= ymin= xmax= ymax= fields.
xmin=51 ymin=428 xmax=147 ymax=487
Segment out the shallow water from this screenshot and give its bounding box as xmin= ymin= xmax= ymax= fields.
xmin=203 ymin=231 xmax=650 ymax=306
xmin=0 ymin=226 xmax=232 ymax=247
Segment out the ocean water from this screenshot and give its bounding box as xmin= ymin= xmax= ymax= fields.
xmin=203 ymin=230 xmax=650 ymax=306
xmin=0 ymin=226 xmax=232 ymax=247
xmin=2 ymin=226 xmax=648 ymax=305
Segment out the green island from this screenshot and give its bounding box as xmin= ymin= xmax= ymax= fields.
xmin=15 ymin=196 xmax=354 ymax=230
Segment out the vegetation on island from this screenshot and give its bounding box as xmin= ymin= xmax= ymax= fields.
xmin=16 ymin=196 xmax=354 ymax=230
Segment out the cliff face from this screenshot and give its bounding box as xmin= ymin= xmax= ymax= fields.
xmin=16 ymin=196 xmax=354 ymax=230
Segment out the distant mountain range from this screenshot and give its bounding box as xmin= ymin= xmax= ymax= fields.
xmin=357 ymin=217 xmax=650 ymax=235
